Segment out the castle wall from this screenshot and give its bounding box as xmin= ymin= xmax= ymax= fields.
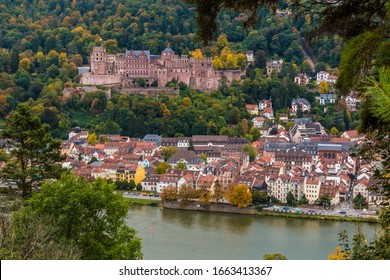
xmin=113 ymin=87 xmax=179 ymax=98
xmin=122 ymin=77 xmax=157 ymax=88
xmin=164 ymin=68 xmax=192 ymax=85
xmin=80 ymin=72 xmax=121 ymax=85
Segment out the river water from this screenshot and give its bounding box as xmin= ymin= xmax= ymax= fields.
xmin=125 ymin=206 xmax=380 ymax=260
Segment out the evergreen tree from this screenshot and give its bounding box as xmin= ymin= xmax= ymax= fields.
xmin=0 ymin=103 xmax=65 ymax=198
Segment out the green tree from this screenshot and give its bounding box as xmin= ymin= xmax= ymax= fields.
xmin=136 ymin=78 xmax=146 ymax=87
xmin=0 ymin=213 xmax=82 ymax=260
xmin=269 ymin=127 xmax=278 ymax=135
xmin=0 ymin=104 xmax=65 ymax=198
xmin=129 ymin=180 xmax=136 ymax=190
xmin=251 ymin=190 xmax=261 ymax=204
xmin=329 ymin=127 xmax=340 ymax=136
xmin=199 ymin=153 xmax=207 ymax=164
xmin=154 ymin=162 xmax=172 ymax=174
xmin=286 ymin=191 xmax=296 ymax=206
xmin=0 ymin=48 xmax=10 ymax=73
xmin=298 ymin=194 xmax=308 ymax=205
xmin=160 ymin=146 xmax=177 ymax=161
xmin=319 ymin=194 xmax=331 ymax=207
xmin=47 ymin=64 xmax=60 ymax=78
xmin=353 ymin=193 xmax=366 ymax=208
xmin=300 ymin=60 xmax=312 ymax=74
xmin=226 ymin=184 xmax=252 ymax=208
xmin=362 ymin=68 xmax=390 ymax=128
xmin=4 ymin=174 xmax=142 ymax=259
xmin=176 ymin=160 xmax=188 ymax=170
xmin=184 ymin=0 xmax=278 ymax=43
xmin=249 ymin=127 xmax=261 ymax=142
xmin=88 ymin=156 xmax=98 ymax=165
xmin=243 ymin=144 xmax=256 ymax=163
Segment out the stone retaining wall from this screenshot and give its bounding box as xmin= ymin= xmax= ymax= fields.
xmin=163 ymin=201 xmax=258 ymax=215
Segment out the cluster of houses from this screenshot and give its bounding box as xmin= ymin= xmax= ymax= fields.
xmin=293 ymin=71 xmax=337 ymax=87
xmin=61 ymin=122 xmax=382 ymax=208
xmin=247 ymin=91 xmax=360 ymax=128
xmin=249 ymin=126 xmax=381 ymax=206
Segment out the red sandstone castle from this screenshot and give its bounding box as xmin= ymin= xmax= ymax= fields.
xmin=80 ymin=46 xmax=245 ymax=91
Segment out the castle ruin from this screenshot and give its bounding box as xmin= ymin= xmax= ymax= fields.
xmin=80 ymin=47 xmax=245 ymax=91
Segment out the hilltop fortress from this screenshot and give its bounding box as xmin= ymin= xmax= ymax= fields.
xmin=80 ymin=47 xmax=245 ymax=91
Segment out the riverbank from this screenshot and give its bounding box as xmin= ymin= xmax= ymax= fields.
xmin=162 ymin=201 xmax=258 ymax=215
xmin=259 ymin=211 xmax=379 ymax=223
xmin=125 ymin=197 xmax=159 ymax=206
xmin=125 ymin=196 xmax=380 ymax=223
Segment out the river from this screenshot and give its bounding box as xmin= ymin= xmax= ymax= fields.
xmin=125 ymin=206 xmax=380 ymax=260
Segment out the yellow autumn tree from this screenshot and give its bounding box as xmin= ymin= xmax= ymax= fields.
xmin=213 ymin=46 xmax=246 ymax=70
xmin=328 ymin=247 xmax=347 ymax=260
xmin=160 ymin=103 xmax=171 ymax=118
xmin=225 ymin=53 xmax=238 ymax=69
xmin=36 ymin=51 xmax=45 ymax=66
xmin=183 ymin=97 xmax=192 ymax=107
xmin=189 ymin=49 xmax=204 ymax=59
xmin=319 ymin=80 xmax=329 ymax=93
xmin=88 ymin=133 xmax=97 ymax=146
xmin=134 ymin=165 xmax=145 ymax=185
xmin=58 ymin=52 xmax=68 ymax=67
xmin=18 ymin=58 xmax=31 ymax=72
xmin=236 ymin=53 xmax=247 ymax=68
xmin=212 ymin=56 xmax=223 ymax=70
xmin=46 ymin=50 xmax=60 ymax=62
xmin=216 ymin=34 xmax=229 ymax=49
xmin=161 ymin=186 xmax=178 ymax=203
xmin=220 ymin=46 xmax=231 ymax=61
xmin=226 ymin=184 xmax=252 ymax=208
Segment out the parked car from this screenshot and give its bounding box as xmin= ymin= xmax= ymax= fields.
xmin=282 ymin=207 xmax=290 ymax=211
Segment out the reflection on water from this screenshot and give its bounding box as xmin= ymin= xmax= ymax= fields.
xmin=126 ymin=206 xmax=379 ymax=260
xmin=161 ymin=209 xmax=254 ymax=235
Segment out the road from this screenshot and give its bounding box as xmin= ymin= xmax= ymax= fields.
xmin=123 ymin=192 xmax=161 ymax=201
xmin=265 ymin=202 xmax=378 ymax=219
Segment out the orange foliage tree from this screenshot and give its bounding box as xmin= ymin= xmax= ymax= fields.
xmin=226 ymin=184 xmax=252 ymax=208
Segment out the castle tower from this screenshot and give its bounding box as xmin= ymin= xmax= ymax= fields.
xmin=161 ymin=47 xmax=175 ymax=61
xmin=90 ymin=46 xmax=107 ymax=75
